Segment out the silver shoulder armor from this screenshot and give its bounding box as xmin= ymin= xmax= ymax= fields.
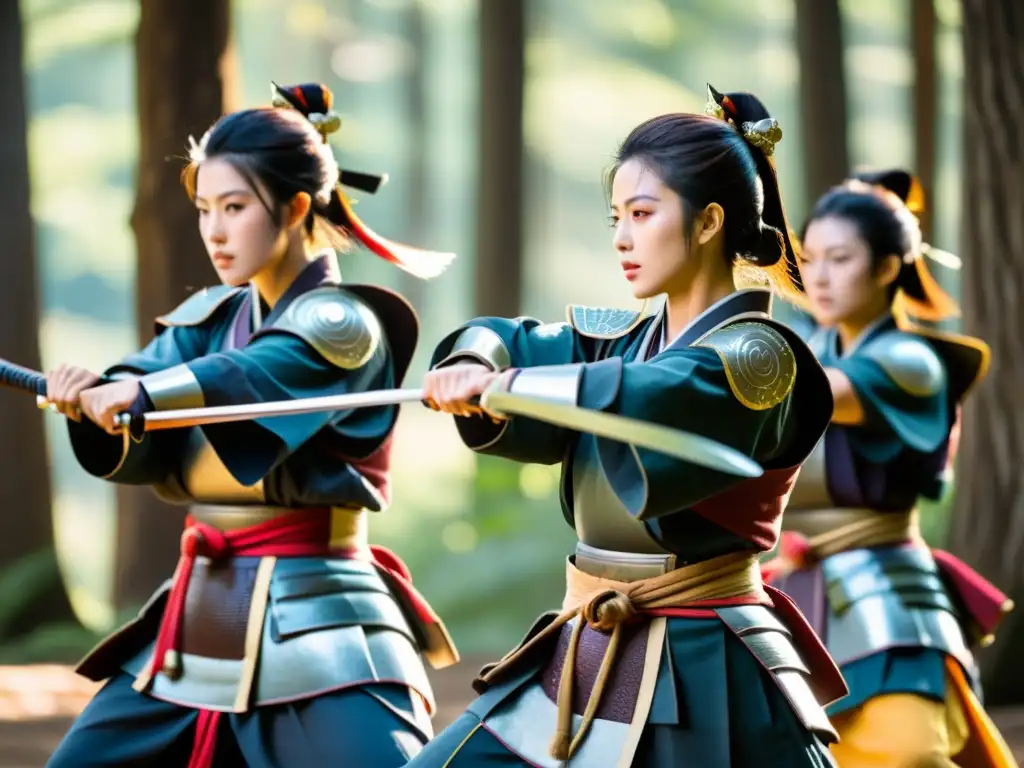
xmin=860 ymin=331 xmax=945 ymax=396
xmin=273 ymin=287 xmax=383 ymax=370
xmin=156 ymin=285 xmax=243 ymax=328
xmin=566 ymin=304 xmax=644 ymax=339
xmin=695 ymin=321 xmax=796 ymax=411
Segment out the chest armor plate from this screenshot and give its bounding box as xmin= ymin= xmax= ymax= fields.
xmin=180 ymin=429 xmax=266 ymax=503
xmin=786 ymin=438 xmax=832 ymax=512
xmin=179 ymin=297 xmax=266 ymax=504
xmin=570 ymin=436 xmax=666 ymax=555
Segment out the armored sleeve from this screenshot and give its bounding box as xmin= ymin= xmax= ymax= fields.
xmin=428 ymin=305 xmax=643 ymax=464
xmin=831 ymin=330 xmax=949 ymax=460
xmin=138 ymin=287 xmax=394 ymax=486
xmin=503 ymin=321 xmax=798 ymax=519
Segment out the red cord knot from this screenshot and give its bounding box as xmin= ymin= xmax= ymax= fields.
xmin=181 ymin=523 xmax=230 ymax=560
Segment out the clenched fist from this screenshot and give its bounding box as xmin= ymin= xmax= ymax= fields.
xmin=45 ymin=364 xmax=101 ymax=421
xmin=422 ymin=363 xmax=511 ymax=421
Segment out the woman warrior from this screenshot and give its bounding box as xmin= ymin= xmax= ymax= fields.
xmin=404 ymin=85 xmax=847 ymax=768
xmin=766 ymin=168 xmax=1017 ymax=768
xmin=43 ymin=82 xmax=458 ymax=767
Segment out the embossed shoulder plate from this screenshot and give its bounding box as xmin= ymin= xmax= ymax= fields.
xmin=156 ymin=285 xmax=243 ymax=328
xmin=272 ymin=287 xmax=383 ymax=370
xmin=695 ymin=321 xmax=796 ymax=411
xmin=565 ymin=304 xmax=643 ymax=339
xmin=859 ymin=331 xmax=945 ymax=397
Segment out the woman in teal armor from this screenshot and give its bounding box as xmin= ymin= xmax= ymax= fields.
xmin=43 ymin=82 xmax=457 ymax=767
xmin=767 ymin=169 xmax=1016 ymax=768
xmin=402 ymin=85 xmax=847 ymax=768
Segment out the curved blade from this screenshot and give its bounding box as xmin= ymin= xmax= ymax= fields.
xmin=481 ymin=388 xmax=763 ymax=479
xmin=120 ymin=388 xmax=427 ymax=432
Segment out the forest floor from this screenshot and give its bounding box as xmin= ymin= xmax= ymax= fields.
xmin=2 ymin=660 xmax=1024 ymax=766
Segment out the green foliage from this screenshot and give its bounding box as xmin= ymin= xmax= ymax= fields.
xmin=0 ymin=548 xmax=62 ymax=638
xmin=0 ymin=622 xmax=99 ymax=665
xmin=919 ymin=480 xmax=955 ymax=549
xmin=0 ymin=547 xmax=103 ymax=663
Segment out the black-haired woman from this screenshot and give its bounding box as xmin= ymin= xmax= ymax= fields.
xmin=768 ymin=170 xmax=1016 ymax=768
xmin=45 ymin=82 xmax=457 ymax=768
xmin=405 ymin=85 xmax=846 ymax=768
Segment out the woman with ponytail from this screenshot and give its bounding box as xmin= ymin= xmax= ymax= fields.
xmin=766 ymin=170 xmax=1016 ymax=767
xmin=403 ymin=84 xmax=845 ymax=768
xmin=44 ymin=82 xmax=457 ymax=767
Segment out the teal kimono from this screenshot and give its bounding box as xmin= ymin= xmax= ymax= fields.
xmin=406 ymin=289 xmax=846 ymax=768
xmin=771 ymin=314 xmax=1011 ymax=752
xmin=48 ymin=253 xmax=451 ymax=768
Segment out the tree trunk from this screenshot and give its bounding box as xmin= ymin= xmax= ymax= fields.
xmin=0 ymin=0 xmax=75 ymax=636
xmin=475 ymin=0 xmax=525 ymax=317
xmin=117 ymin=0 xmax=234 ymax=609
xmin=912 ymin=0 xmax=937 ymax=242
xmin=471 ymin=0 xmax=527 ymax=512
xmin=948 ymin=0 xmax=1024 ymax=706
xmin=794 ymin=0 xmax=849 ymax=202
xmin=400 ymin=0 xmax=428 ymax=313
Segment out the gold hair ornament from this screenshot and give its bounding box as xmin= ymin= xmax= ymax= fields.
xmin=740 ymin=118 xmax=782 ymax=157
xmin=703 ymin=86 xmax=783 ymax=157
xmin=271 ymin=91 xmax=342 ymax=139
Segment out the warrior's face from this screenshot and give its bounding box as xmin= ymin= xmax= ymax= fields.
xmin=799 ymin=215 xmax=899 ymax=327
xmin=609 ymin=158 xmax=724 ymax=301
xmin=193 ymin=157 xmax=290 ymax=287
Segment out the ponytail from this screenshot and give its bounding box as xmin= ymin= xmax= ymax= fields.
xmin=705 ymin=85 xmax=804 ymax=302
xmin=272 ymin=81 xmax=454 ymax=279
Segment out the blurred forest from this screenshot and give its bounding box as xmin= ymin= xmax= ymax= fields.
xmin=3 ymin=0 xmax=1023 ymax=705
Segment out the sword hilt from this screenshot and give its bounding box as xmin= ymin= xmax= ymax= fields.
xmin=114 ymin=412 xmax=146 ymax=441
xmin=0 ymin=358 xmax=48 ymax=397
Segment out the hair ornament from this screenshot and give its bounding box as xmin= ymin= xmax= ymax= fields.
xmin=270 ymin=82 xmax=342 ymax=140
xmin=704 ymin=83 xmax=782 ymax=157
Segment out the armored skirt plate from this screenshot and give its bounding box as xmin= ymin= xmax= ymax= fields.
xmin=113 ymin=555 xmax=434 ymax=713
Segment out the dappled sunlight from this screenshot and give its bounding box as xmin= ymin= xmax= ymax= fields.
xmin=525 ymin=40 xmax=701 ymax=183
xmin=389 ymin=407 xmax=477 ymax=484
xmin=839 ymin=0 xmax=907 ymax=30
xmin=283 ymin=1 xmax=329 ymax=37
xmin=519 ymin=463 xmax=560 ymax=501
xmin=28 ymin=107 xmax=137 ymax=280
xmin=523 ymin=243 xmax=642 ymax=315
xmin=38 ymin=314 xmax=136 ymax=373
xmin=845 ymin=44 xmax=914 ymax=86
xmin=850 ymin=116 xmax=914 ymax=170
xmin=578 ymin=0 xmax=679 ymax=49
xmin=22 ymin=0 xmax=137 ymax=69
xmin=331 ymin=36 xmax=415 ymax=83
xmin=440 ymin=519 xmax=478 ymax=553
xmin=50 ymin=492 xmax=117 ymax=633
xmin=28 ymin=108 xmax=136 ymax=192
